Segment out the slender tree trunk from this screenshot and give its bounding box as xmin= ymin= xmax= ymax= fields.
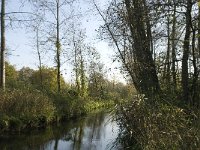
xmin=191 ymin=28 xmax=198 ymax=106
xmin=143 ymin=0 xmax=153 ymax=57
xmin=165 ymin=9 xmax=171 ymax=89
xmin=1 ymin=0 xmax=6 ymax=90
xmin=80 ymin=52 xmax=86 ymax=97
xmin=182 ymin=0 xmax=192 ymax=104
xmin=198 ymin=2 xmax=200 ymax=107
xmin=199 ymin=2 xmax=200 ymax=57
xmin=73 ymin=34 xmax=80 ymax=95
xmin=54 ymin=139 xmax=59 ymax=150
xmin=56 ymin=0 xmax=61 ymax=93
xmin=36 ymin=28 xmax=43 ymax=89
xmin=171 ymin=3 xmax=177 ymax=91
xmin=75 ymin=46 xmax=80 ymax=94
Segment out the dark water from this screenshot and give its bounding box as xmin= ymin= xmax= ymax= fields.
xmin=0 ymin=111 xmax=120 ymax=150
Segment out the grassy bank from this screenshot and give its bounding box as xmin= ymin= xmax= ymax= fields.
xmin=116 ymin=95 xmax=200 ymax=150
xmin=0 ymin=89 xmax=115 ymax=133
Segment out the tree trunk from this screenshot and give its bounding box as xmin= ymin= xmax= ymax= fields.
xmin=198 ymin=3 xmax=200 ymax=107
xmin=182 ymin=0 xmax=192 ymax=104
xmin=1 ymin=0 xmax=6 ymax=90
xmin=124 ymin=0 xmax=160 ymax=97
xmin=80 ymin=52 xmax=87 ymax=97
xmin=198 ymin=1 xmax=200 ymax=53
xmin=36 ymin=28 xmax=43 ymax=89
xmin=73 ymin=34 xmax=81 ymax=95
xmin=165 ymin=8 xmax=171 ymax=89
xmin=191 ymin=28 xmax=198 ymax=106
xmin=56 ymin=0 xmax=61 ymax=93
xmin=171 ymin=3 xmax=177 ymax=92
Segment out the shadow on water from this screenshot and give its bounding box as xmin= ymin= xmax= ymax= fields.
xmin=0 ymin=110 xmax=121 ymax=150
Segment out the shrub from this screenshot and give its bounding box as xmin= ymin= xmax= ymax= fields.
xmin=0 ymin=89 xmax=55 ymax=130
xmin=50 ymin=91 xmax=115 ymax=120
xmin=116 ymin=95 xmax=200 ymax=150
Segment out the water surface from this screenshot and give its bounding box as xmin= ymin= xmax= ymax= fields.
xmin=0 ymin=111 xmax=120 ymax=150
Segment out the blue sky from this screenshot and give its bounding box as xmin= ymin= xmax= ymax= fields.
xmin=4 ymin=0 xmax=126 ymax=83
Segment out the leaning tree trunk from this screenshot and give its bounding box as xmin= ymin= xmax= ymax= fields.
xmin=182 ymin=0 xmax=192 ymax=104
xmin=124 ymin=0 xmax=160 ymax=97
xmin=1 ymin=0 xmax=6 ymax=90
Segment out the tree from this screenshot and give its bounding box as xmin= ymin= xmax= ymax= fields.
xmin=79 ymin=53 xmax=87 ymax=97
xmin=0 ymin=0 xmax=6 ymax=90
xmin=29 ymin=0 xmax=75 ymax=93
xmin=56 ymin=0 xmax=61 ymax=93
xmin=85 ymin=45 xmax=101 ymax=98
xmin=94 ymin=0 xmax=160 ymax=97
xmin=18 ymin=67 xmax=34 ymax=84
xmin=26 ymin=19 xmax=44 ymax=89
xmin=124 ymin=0 xmax=161 ymax=96
xmin=35 ymin=26 xmax=43 ymax=89
xmin=164 ymin=2 xmax=171 ymax=89
xmin=88 ymin=62 xmax=105 ymax=99
xmin=5 ymin=62 xmax=18 ymax=88
xmin=28 ymin=18 xmax=45 ymax=89
xmin=30 ymin=66 xmax=68 ymax=92
xmin=197 ymin=1 xmax=200 ymax=106
xmin=182 ymin=0 xmax=192 ymax=104
xmin=171 ymin=0 xmax=177 ymax=91
xmin=190 ymin=21 xmax=198 ymax=106
xmin=71 ymin=28 xmax=89 ymax=97
xmin=0 ymin=0 xmax=45 ymax=90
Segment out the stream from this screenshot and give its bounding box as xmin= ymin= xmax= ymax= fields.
xmin=0 ymin=110 xmax=121 ymax=150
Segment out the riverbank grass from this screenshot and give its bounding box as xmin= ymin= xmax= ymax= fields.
xmin=0 ymin=89 xmax=115 ymax=132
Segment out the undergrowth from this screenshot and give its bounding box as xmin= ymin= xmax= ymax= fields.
xmin=0 ymin=89 xmax=115 ymax=132
xmin=0 ymin=89 xmax=55 ymax=132
xmin=116 ymin=95 xmax=200 ymax=150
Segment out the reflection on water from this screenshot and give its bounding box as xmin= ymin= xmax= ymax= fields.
xmin=0 ymin=111 xmax=120 ymax=150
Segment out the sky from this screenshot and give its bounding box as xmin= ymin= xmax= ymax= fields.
xmin=4 ymin=0 xmax=126 ymax=83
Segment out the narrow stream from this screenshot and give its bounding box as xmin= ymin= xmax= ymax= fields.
xmin=0 ymin=110 xmax=121 ymax=150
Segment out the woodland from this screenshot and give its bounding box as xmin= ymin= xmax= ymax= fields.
xmin=1 ymin=0 xmax=200 ymax=149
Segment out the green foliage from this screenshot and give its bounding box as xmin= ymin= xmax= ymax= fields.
xmin=30 ymin=66 xmax=69 ymax=92
xmin=50 ymin=91 xmax=115 ymax=120
xmin=83 ymin=98 xmax=114 ymax=112
xmin=0 ymin=89 xmax=55 ymax=131
xmin=117 ymin=95 xmax=200 ymax=150
xmin=1 ymin=62 xmax=125 ymax=133
xmin=88 ymin=71 xmax=105 ymax=98
xmin=18 ymin=67 xmax=34 ymax=83
xmin=5 ymin=62 xmax=19 ymax=88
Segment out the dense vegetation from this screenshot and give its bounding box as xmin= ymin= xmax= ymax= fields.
xmin=97 ymin=0 xmax=200 ymax=149
xmin=1 ymin=0 xmax=200 ymax=149
xmin=0 ymin=62 xmax=134 ymax=132
xmin=115 ymin=96 xmax=200 ymax=149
